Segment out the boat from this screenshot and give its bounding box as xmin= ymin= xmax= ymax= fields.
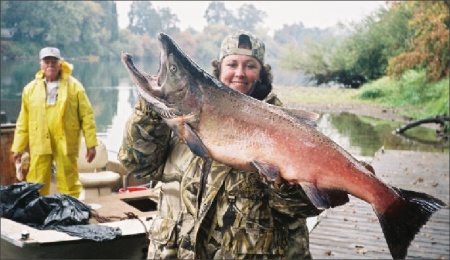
xmin=1 ymin=123 xmax=159 ymax=259
xmin=1 ymin=188 xmax=159 ymax=259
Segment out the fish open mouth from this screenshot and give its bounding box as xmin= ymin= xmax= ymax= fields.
xmin=120 ymin=47 xmax=167 ymax=93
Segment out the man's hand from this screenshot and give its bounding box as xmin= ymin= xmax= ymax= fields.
xmin=86 ymin=147 xmax=96 ymax=163
xmin=12 ymin=152 xmax=22 ymax=163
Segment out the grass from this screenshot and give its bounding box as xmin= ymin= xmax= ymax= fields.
xmin=358 ymin=69 xmax=449 ymax=119
xmin=273 ymin=85 xmax=369 ymax=105
xmin=274 ymin=69 xmax=449 ymax=122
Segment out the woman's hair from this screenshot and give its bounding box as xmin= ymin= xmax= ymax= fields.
xmin=210 ymin=59 xmax=273 ymax=90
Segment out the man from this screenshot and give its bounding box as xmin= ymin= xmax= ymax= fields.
xmin=11 ymin=47 xmax=98 ymax=198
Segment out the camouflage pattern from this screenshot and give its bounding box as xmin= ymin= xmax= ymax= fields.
xmin=118 ymin=94 xmax=322 ymax=259
xmin=219 ymin=30 xmax=265 ymax=64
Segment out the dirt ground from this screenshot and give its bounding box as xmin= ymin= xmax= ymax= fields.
xmin=290 ymin=102 xmax=409 ymax=124
xmin=292 ymin=102 xmax=447 ymax=132
xmin=274 ymin=86 xmax=439 ymax=130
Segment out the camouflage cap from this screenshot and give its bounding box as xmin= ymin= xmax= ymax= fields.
xmin=219 ymin=30 xmax=265 ymax=64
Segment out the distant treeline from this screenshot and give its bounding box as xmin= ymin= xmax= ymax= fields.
xmin=1 ymin=1 xmax=448 ymax=88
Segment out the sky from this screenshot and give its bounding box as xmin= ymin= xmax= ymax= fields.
xmin=115 ymin=1 xmax=387 ymax=33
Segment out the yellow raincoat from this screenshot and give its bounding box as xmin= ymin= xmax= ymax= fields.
xmin=11 ymin=60 xmax=97 ymax=197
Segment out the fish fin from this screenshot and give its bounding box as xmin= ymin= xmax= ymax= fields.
xmin=298 ymin=182 xmax=330 ymax=210
xmin=250 ymin=160 xmax=279 ymax=181
xmin=322 ymin=189 xmax=350 ymax=207
xmin=182 ymin=123 xmax=211 ymax=158
xmin=299 ymin=183 xmax=349 ymax=210
xmin=378 ymin=187 xmax=447 ymax=259
xmin=361 ymin=160 xmax=375 ymax=175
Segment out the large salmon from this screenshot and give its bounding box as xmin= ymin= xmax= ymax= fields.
xmin=121 ymin=32 xmax=447 ymax=259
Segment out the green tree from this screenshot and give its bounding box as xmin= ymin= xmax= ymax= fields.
xmin=1 ymin=1 xmax=119 ymax=59
xmin=387 ymin=1 xmax=449 ymax=81
xmin=128 ymin=1 xmax=160 ymax=35
xmin=1 ymin=1 xmax=79 ymax=43
xmin=278 ymin=2 xmax=416 ymax=87
xmin=204 ymin=1 xmax=233 ymax=26
xmin=158 ymin=7 xmax=180 ymax=33
xmin=96 ymin=1 xmax=119 ymax=42
xmin=235 ymin=4 xmax=266 ymax=31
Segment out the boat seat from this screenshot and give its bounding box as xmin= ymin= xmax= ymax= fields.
xmin=78 ymin=139 xmax=120 ymax=199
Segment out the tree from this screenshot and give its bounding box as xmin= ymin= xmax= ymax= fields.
xmin=128 ymin=1 xmax=160 ymax=35
xmin=204 ymin=1 xmax=233 ymax=26
xmin=235 ymin=4 xmax=267 ymax=31
xmin=158 ymin=7 xmax=180 ymax=33
xmin=387 ymin=1 xmax=450 ymax=81
xmin=278 ymin=2 xmax=418 ymax=88
xmin=1 ymin=1 xmax=120 ymax=59
xmin=96 ymin=1 xmax=120 ymax=42
xmin=1 ymin=1 xmax=80 ymax=43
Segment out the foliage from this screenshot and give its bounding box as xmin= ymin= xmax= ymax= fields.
xmin=358 ymin=69 xmax=449 ymax=119
xmin=127 ymin=1 xmax=179 ymax=36
xmin=278 ymin=2 xmax=418 ymax=88
xmin=273 ymin=22 xmax=335 ymax=45
xmin=1 ymin=1 xmax=119 ymax=59
xmin=387 ymin=1 xmax=450 ymax=82
xmin=278 ymin=31 xmax=368 ymax=88
xmin=204 ymin=1 xmax=266 ymax=32
xmin=339 ymin=5 xmax=412 ymax=80
xmin=204 ymin=1 xmax=234 ymax=26
xmin=127 ymin=1 xmax=161 ymax=36
xmin=234 ymin=4 xmax=267 ymax=32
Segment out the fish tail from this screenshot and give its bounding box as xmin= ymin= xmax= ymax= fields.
xmin=377 ymin=187 xmax=447 ymax=259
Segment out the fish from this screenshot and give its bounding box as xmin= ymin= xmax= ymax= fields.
xmin=121 ymin=32 xmax=448 ymax=259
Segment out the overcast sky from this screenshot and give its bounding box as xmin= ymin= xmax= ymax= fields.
xmin=116 ymin=1 xmax=387 ymax=33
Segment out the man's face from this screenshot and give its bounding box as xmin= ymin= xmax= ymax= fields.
xmin=40 ymin=57 xmax=61 ymax=81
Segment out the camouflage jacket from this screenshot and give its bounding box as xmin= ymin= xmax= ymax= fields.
xmin=118 ymin=93 xmax=321 ymax=259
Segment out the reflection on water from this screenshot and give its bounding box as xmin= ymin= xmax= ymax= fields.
xmin=1 ymin=60 xmax=448 ymax=162
xmin=317 ymin=113 xmax=448 ymax=162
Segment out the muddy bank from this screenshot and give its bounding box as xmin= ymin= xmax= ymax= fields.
xmin=274 ymin=86 xmax=439 ymax=130
xmin=288 ymin=102 xmax=408 ymax=124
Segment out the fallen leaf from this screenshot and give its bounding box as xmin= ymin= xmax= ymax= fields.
xmin=355 ymin=245 xmax=368 ymax=254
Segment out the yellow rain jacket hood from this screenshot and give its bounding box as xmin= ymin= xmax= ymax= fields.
xmin=11 ymin=60 xmax=98 ymax=155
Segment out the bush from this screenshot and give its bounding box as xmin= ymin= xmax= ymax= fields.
xmin=359 ymin=88 xmax=383 ymax=99
xmin=358 ymin=69 xmax=449 ymax=119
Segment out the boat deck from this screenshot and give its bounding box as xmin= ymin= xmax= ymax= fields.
xmin=309 ymin=149 xmax=449 ymax=259
xmin=1 ymin=189 xmax=159 ymax=259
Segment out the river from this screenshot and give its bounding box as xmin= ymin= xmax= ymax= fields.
xmin=1 ymin=60 xmax=447 ymax=164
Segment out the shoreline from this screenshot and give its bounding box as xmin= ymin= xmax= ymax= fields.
xmin=274 ymin=86 xmax=440 ymax=131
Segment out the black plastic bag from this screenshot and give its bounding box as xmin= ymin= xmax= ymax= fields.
xmin=0 ymin=182 xmax=42 ymax=218
xmin=54 ymin=224 xmax=122 ymax=242
xmin=0 ymin=182 xmax=121 ymax=241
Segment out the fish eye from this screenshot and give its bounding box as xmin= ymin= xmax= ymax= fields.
xmin=170 ymin=64 xmax=177 ymax=73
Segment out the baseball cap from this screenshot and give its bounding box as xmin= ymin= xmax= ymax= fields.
xmin=219 ymin=30 xmax=265 ymax=64
xmin=39 ymin=47 xmax=61 ymax=60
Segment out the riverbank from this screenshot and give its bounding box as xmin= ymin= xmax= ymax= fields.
xmin=274 ymin=86 xmax=431 ymax=129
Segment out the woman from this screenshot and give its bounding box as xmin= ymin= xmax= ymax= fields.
xmin=118 ymin=30 xmax=321 ymax=259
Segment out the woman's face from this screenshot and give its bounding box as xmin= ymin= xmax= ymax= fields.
xmin=219 ymin=54 xmax=261 ymax=94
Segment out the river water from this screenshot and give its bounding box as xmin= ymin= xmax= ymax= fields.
xmin=1 ymin=60 xmax=447 ymax=163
